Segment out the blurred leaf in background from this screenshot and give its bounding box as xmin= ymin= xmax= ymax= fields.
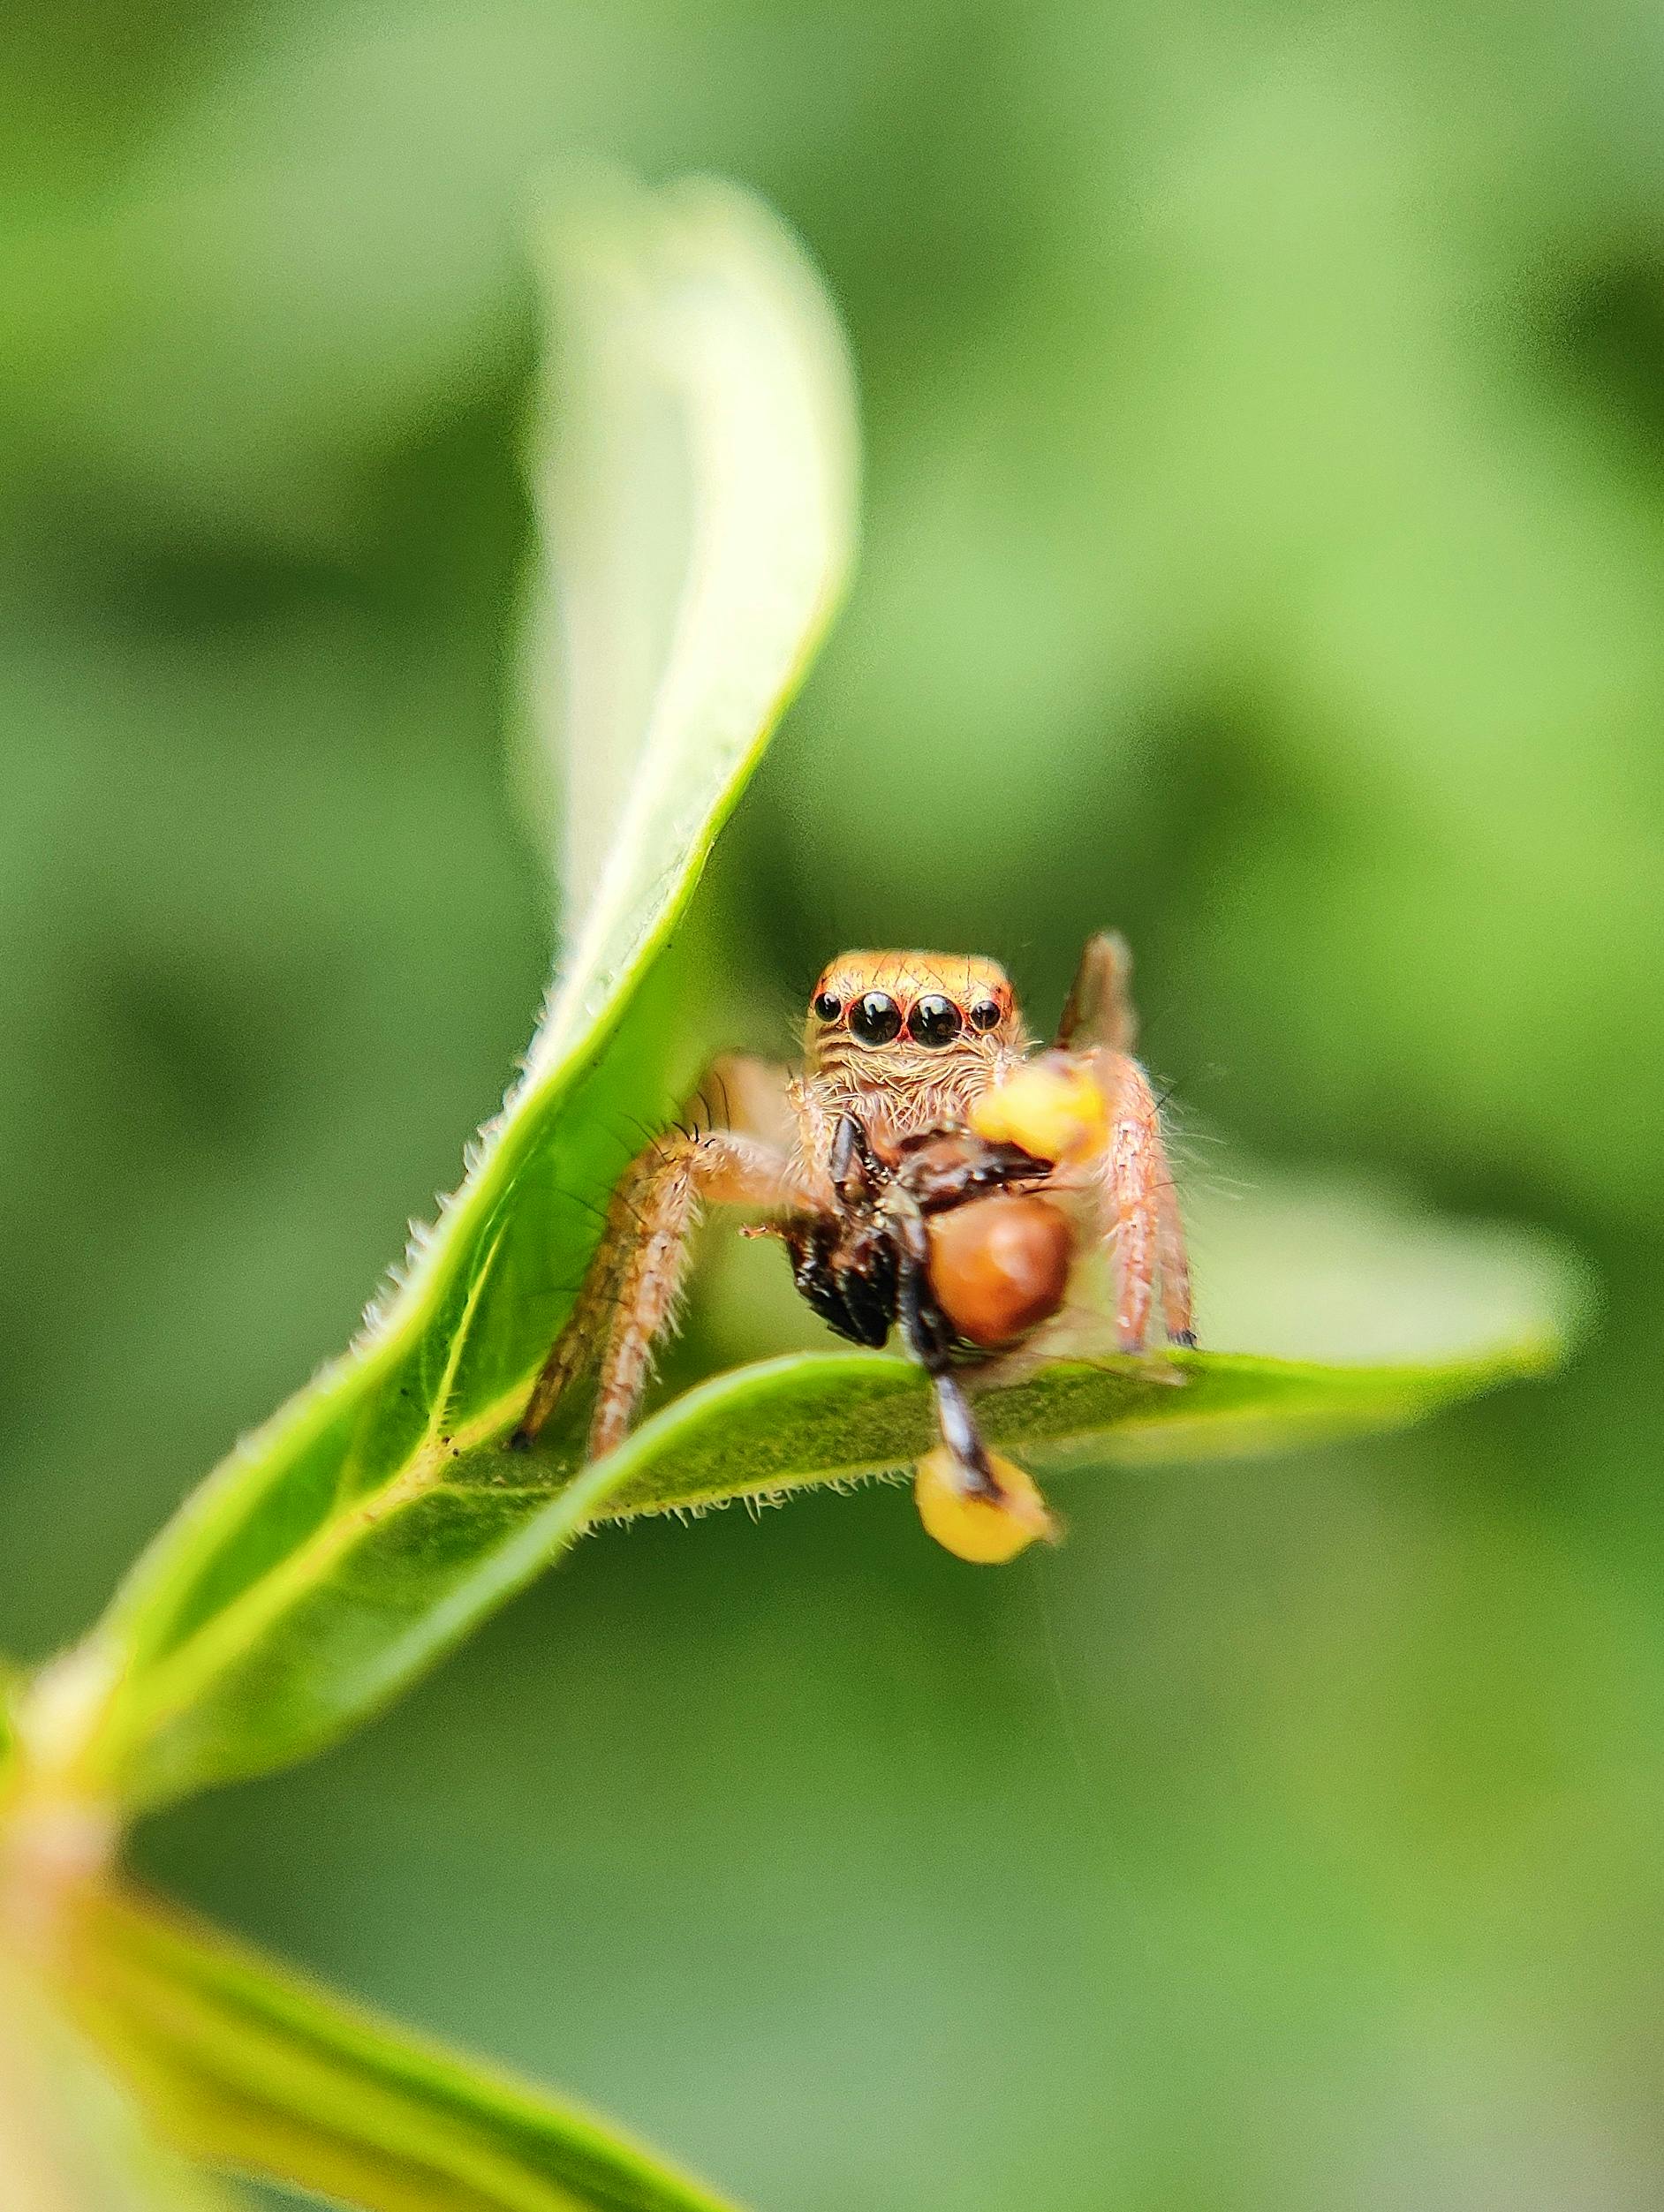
xmin=2 ymin=2 xmax=1660 ymax=2210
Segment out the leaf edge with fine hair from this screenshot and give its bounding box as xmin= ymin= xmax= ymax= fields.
xmin=20 ymin=172 xmax=859 ymax=1816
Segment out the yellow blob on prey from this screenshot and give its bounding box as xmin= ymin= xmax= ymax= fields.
xmin=968 ymin=1053 xmax=1108 ymax=1165
xmin=913 ymin=1446 xmax=1057 ymax=1564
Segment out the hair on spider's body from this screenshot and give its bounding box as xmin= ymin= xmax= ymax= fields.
xmin=511 ymin=934 xmax=1195 ymax=1561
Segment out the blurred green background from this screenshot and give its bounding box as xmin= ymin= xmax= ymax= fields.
xmin=4 ymin=4 xmax=1661 ymax=2207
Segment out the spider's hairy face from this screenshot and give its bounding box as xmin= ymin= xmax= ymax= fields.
xmin=803 ymin=952 xmax=1027 ymax=1124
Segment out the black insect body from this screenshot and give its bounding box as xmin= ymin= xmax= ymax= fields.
xmin=780 ymin=1212 xmax=897 ymax=1349
xmin=782 ymin=1114 xmax=1048 ymax=1348
xmin=772 ymin=1113 xmax=1059 ymax=1498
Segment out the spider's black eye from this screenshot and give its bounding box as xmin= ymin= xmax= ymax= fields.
xmin=850 ymin=991 xmax=903 ymax=1045
xmin=969 ymin=997 xmax=1002 ymax=1031
xmin=909 ymin=993 xmax=963 ymax=1047
xmin=813 ymin=991 xmax=843 ymax=1023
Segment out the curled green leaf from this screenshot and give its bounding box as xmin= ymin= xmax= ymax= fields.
xmin=62 ymin=1885 xmax=739 ymax=2212
xmin=471 ymin=1335 xmax=1564 ymax=1531
xmin=29 ymin=174 xmax=858 ymax=1816
xmin=0 ymin=1948 xmax=237 ymax=2212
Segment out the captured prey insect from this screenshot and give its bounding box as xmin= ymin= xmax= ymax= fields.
xmin=511 ymin=933 xmax=1194 ymax=1559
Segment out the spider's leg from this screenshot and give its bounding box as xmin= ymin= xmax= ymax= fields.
xmin=1155 ymin=1163 xmax=1196 ymax=1349
xmin=1054 ymin=936 xmax=1193 ymax=1349
xmin=511 ymin=1182 xmax=634 ymax=1450
xmin=584 ymin=1130 xmax=799 ymax=1456
xmin=1085 ymin=1049 xmax=1194 ymax=1352
xmin=1055 ymin=930 xmax=1138 ymax=1054
xmin=512 ymin=1117 xmax=802 ymax=1456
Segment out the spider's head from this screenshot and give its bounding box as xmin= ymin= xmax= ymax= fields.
xmin=804 ymin=952 xmax=1025 ymax=1096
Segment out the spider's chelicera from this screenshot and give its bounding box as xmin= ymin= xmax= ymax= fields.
xmin=512 ymin=935 xmax=1194 ymax=1557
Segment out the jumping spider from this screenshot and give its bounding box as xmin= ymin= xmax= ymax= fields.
xmin=513 ymin=933 xmax=1193 ymax=1558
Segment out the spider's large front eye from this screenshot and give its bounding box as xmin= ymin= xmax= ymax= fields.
xmin=813 ymin=990 xmax=843 ymax=1023
xmin=909 ymin=994 xmax=963 ymax=1047
xmin=969 ymin=997 xmax=1002 ymax=1032
xmin=850 ymin=991 xmax=903 ymax=1045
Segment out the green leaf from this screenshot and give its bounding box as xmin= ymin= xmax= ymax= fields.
xmin=33 ymin=1209 xmax=1569 ymax=1826
xmin=454 ymin=1339 xmax=1561 ymax=1535
xmin=441 ymin=1168 xmax=1579 ymax=1521
xmin=61 ymin=1884 xmax=740 ymax=2212
xmin=0 ymin=1948 xmax=238 ymax=2212
xmin=1166 ymin=1162 xmax=1586 ymax=1370
xmin=31 ymin=174 xmax=858 ymax=1816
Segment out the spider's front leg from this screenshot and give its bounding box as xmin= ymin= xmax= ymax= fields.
xmin=511 ymin=1060 xmax=809 ymax=1458
xmin=1091 ymin=1050 xmax=1194 ymax=1351
xmin=1057 ymin=932 xmax=1194 ymax=1351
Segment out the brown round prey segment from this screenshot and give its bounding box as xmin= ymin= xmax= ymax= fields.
xmin=927 ymin=1194 xmax=1074 ymax=1348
